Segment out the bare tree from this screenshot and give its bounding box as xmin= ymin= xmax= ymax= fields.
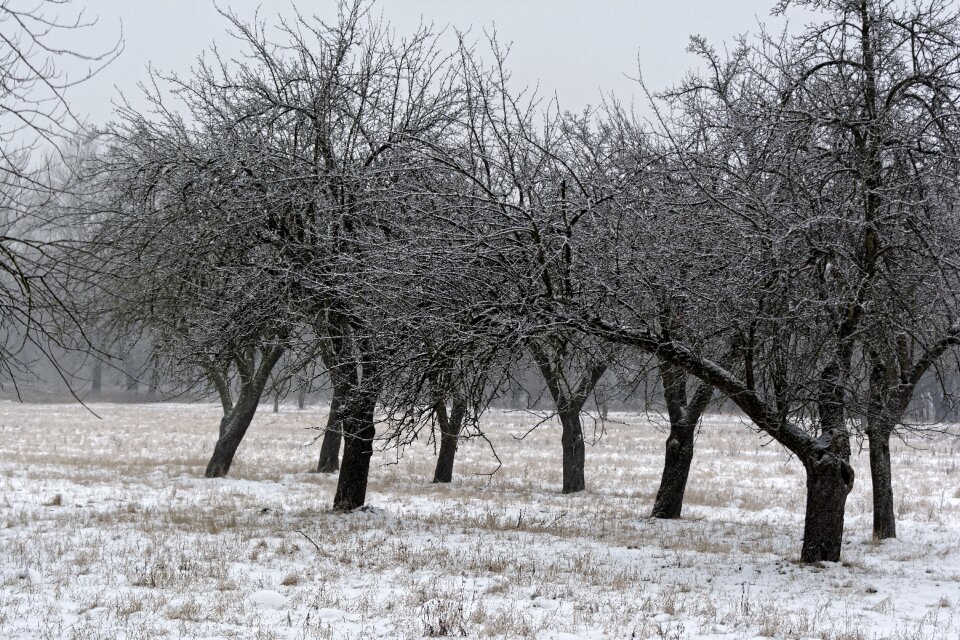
xmin=572 ymin=0 xmax=960 ymax=558
xmin=766 ymin=0 xmax=960 ymax=540
xmin=0 ymin=1 xmax=119 ymax=389
xmin=420 ymin=38 xmax=631 ymax=494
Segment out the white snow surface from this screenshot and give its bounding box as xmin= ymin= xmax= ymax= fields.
xmin=249 ymin=589 xmax=288 ymax=609
xmin=0 ymin=401 xmax=959 ymax=639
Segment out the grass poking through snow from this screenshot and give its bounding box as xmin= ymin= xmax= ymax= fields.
xmin=1 ymin=401 xmax=959 ymax=638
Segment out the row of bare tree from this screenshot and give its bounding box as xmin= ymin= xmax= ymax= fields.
xmin=4 ymin=0 xmax=960 ymax=565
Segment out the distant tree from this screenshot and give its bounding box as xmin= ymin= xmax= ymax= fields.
xmin=0 ymin=0 xmax=119 ymax=389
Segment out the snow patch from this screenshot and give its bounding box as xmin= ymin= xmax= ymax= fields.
xmin=249 ymin=589 xmax=288 ymax=609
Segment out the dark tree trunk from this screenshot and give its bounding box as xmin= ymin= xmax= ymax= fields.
xmin=217 ymin=414 xmax=230 ymax=439
xmin=651 ymin=419 xmax=696 ymax=518
xmin=801 ymin=452 xmax=854 ymax=562
xmin=868 ymin=426 xmax=896 ymax=540
xmin=433 ymin=431 xmax=459 ymax=484
xmin=798 ymin=362 xmax=855 ymax=562
xmin=205 ymin=394 xmax=261 ymax=478
xmin=204 ymin=346 xmax=283 ymax=478
xmin=651 ymin=363 xmax=713 ymax=519
xmin=433 ymin=397 xmax=466 ymax=484
xmin=528 ymin=343 xmax=606 ymax=496
xmin=866 ymin=353 xmax=902 ymax=541
xmin=297 ymin=387 xmax=306 ymax=410
xmin=321 ymin=319 xmax=380 ymax=511
xmin=558 ymin=408 xmax=586 ymax=494
xmin=316 ymin=390 xmax=343 ymax=473
xmin=91 ymin=361 xmax=102 ymax=398
xmin=333 ymin=394 xmax=377 ymax=511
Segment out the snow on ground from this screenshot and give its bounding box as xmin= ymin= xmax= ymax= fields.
xmin=1 ymin=401 xmax=959 ymax=639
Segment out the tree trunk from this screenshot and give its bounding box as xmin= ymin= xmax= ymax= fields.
xmin=333 ymin=394 xmax=377 ymax=511
xmin=651 ymin=363 xmax=712 ymax=519
xmin=797 ymin=362 xmax=855 ymax=562
xmin=558 ymin=408 xmax=586 ymax=494
xmin=527 ymin=343 xmax=605 ymax=496
xmin=868 ymin=426 xmax=896 ymax=540
xmin=91 ymin=361 xmax=102 ymax=398
xmin=801 ymin=452 xmax=854 ymax=562
xmin=123 ymin=350 xmax=138 ymax=394
xmin=316 ymin=390 xmax=343 ymax=473
xmin=204 ymin=346 xmax=283 ymax=479
xmin=217 ymin=414 xmax=230 ymax=439
xmin=651 ymin=418 xmax=696 ymax=518
xmin=205 ymin=394 xmax=261 ymax=478
xmin=433 ymin=397 xmax=466 ymax=484
xmin=866 ymin=353 xmax=901 ymax=541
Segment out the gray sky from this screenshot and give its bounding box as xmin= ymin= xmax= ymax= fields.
xmin=61 ymin=1 xmax=817 ymax=126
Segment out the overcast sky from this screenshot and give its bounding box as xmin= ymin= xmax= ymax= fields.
xmin=60 ymin=1 xmax=818 ymax=127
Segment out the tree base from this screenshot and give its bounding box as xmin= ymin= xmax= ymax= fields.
xmin=800 ymin=454 xmax=854 ymax=563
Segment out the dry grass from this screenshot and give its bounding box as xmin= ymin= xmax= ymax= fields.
xmin=0 ymin=402 xmax=959 ymax=639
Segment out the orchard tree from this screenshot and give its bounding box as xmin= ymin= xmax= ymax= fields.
xmin=424 ymin=40 xmax=626 ymax=494
xmin=595 ymin=108 xmax=722 ymax=519
xmin=572 ymin=37 xmax=864 ymax=562
xmin=767 ymin=0 xmax=960 ymax=540
xmin=89 ymin=66 xmax=294 ymax=477
xmin=204 ymin=1 xmax=462 ymax=509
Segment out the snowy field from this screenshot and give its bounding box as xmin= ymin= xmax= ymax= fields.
xmin=1 ymin=402 xmax=959 ymax=640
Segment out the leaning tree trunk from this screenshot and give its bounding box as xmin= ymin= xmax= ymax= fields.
xmin=205 ymin=391 xmax=261 ymax=478
xmin=651 ymin=364 xmax=713 ymax=519
xmin=204 ymin=347 xmax=283 ymax=478
xmin=867 ymin=424 xmax=896 ymax=540
xmin=433 ymin=397 xmax=466 ymax=484
xmin=333 ymin=393 xmax=377 ymax=511
xmin=557 ymin=407 xmax=586 ymax=494
xmin=801 ymin=452 xmax=855 ymax=562
xmin=651 ymin=418 xmax=696 ymax=518
xmin=316 ymin=389 xmax=343 ymax=473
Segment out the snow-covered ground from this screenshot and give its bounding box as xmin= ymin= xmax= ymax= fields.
xmin=1 ymin=402 xmax=959 ymax=639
